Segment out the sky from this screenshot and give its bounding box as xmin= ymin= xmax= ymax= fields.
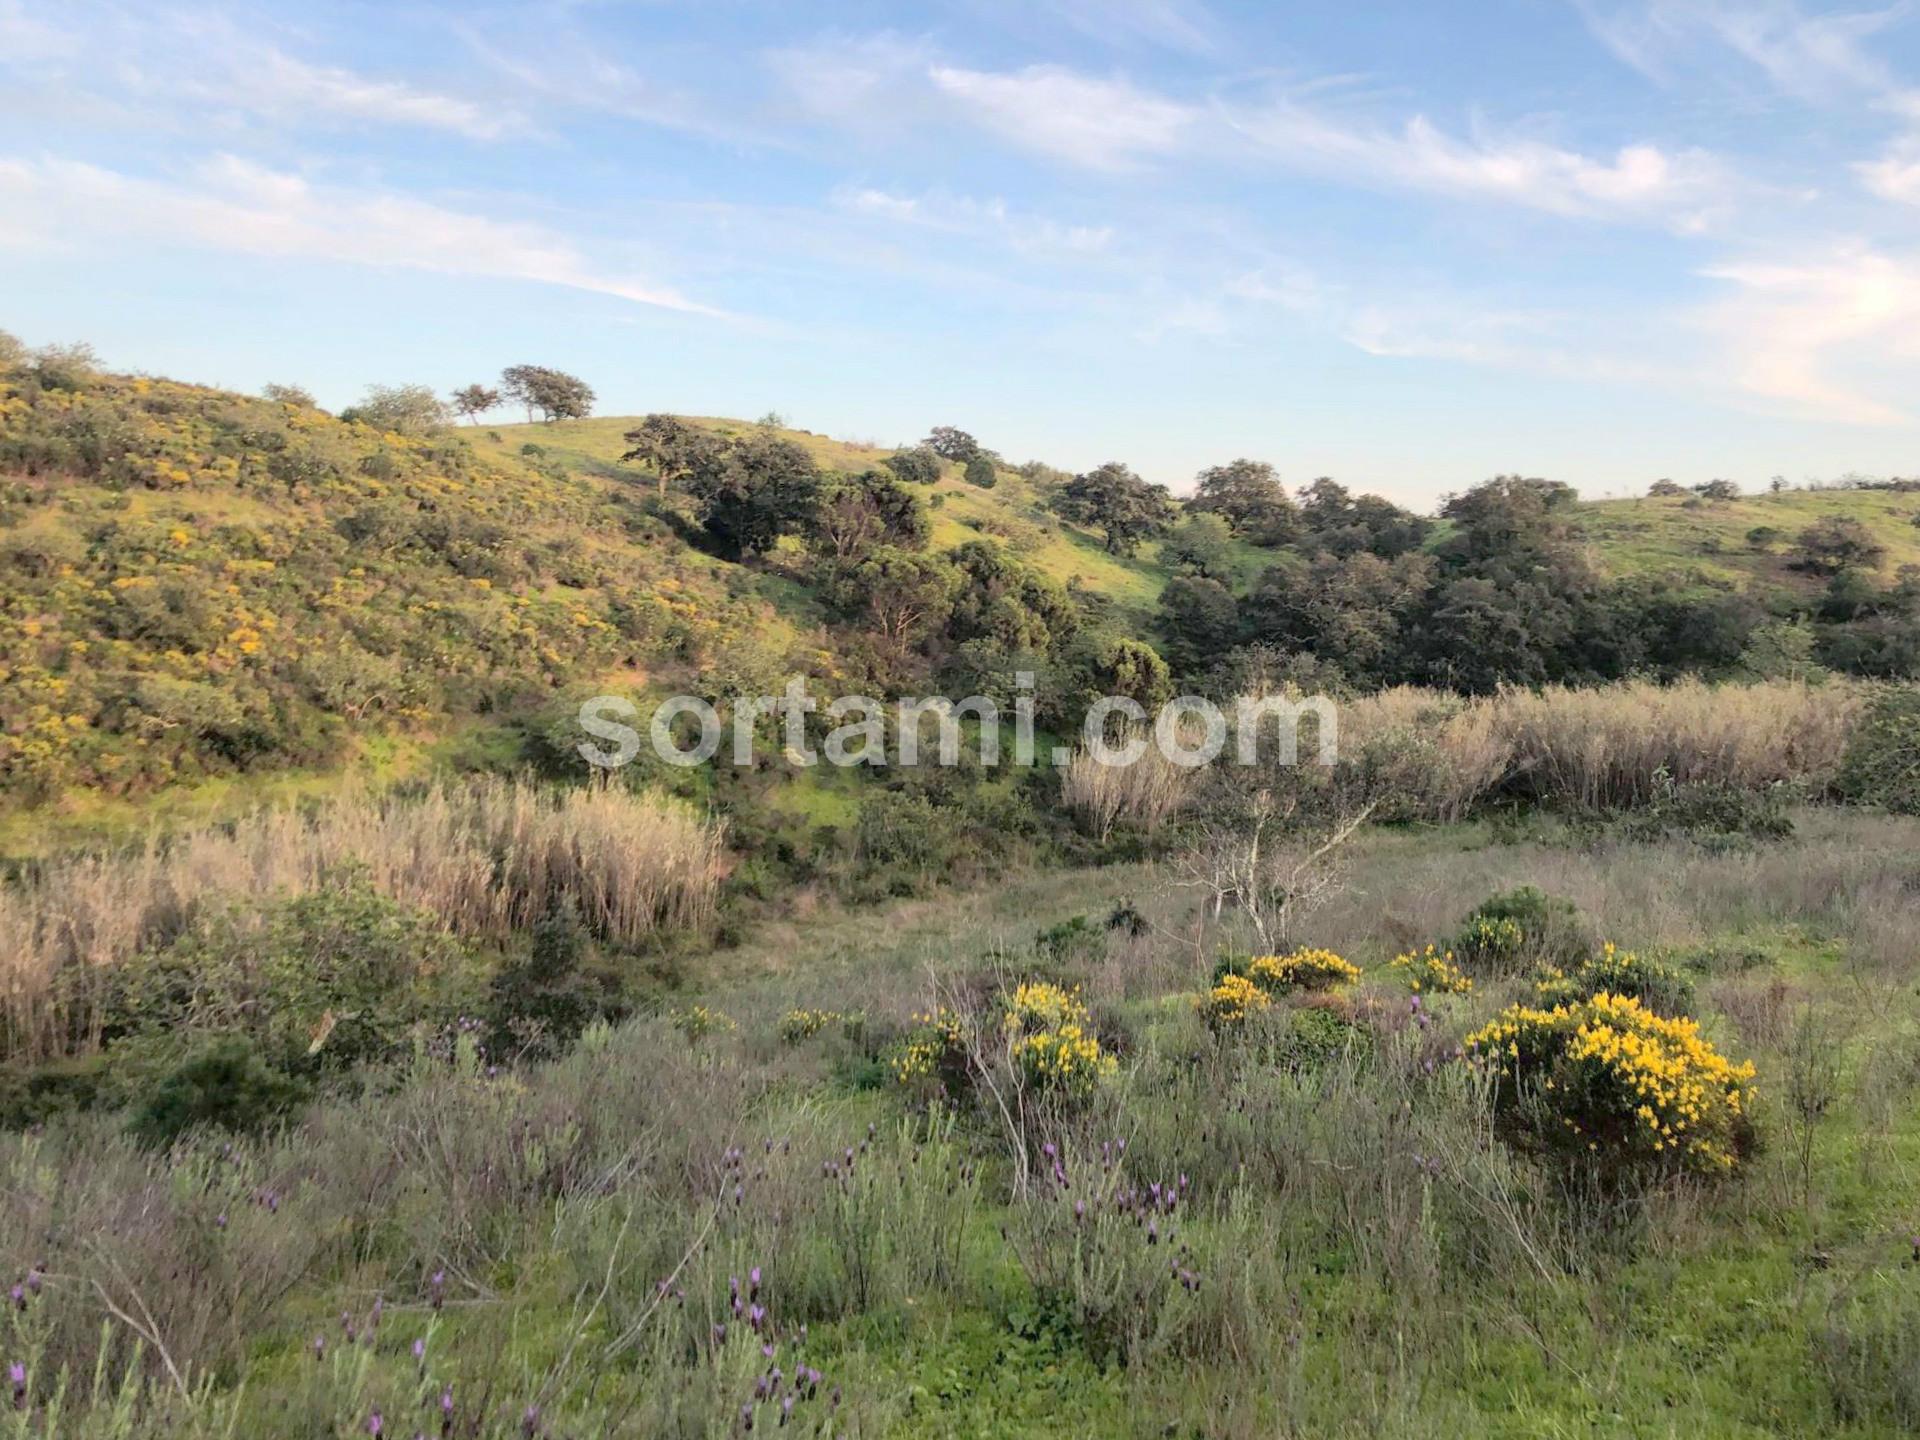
xmin=6 ymin=1 xmax=1920 ymax=506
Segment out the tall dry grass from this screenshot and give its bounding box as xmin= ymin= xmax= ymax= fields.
xmin=0 ymin=779 xmax=726 ymax=1062
xmin=1333 ymin=677 xmax=1862 ymax=819
xmin=1490 ymin=678 xmax=1862 ymax=810
xmin=1061 ymin=726 xmax=1202 ymax=841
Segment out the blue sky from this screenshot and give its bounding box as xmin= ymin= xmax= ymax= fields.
xmin=7 ymin=0 xmax=1920 ymax=505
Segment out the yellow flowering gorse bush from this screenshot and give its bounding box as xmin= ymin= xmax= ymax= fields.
xmin=1198 ymin=973 xmax=1271 ymax=1030
xmin=1246 ymin=948 xmax=1362 ymax=993
xmin=891 ymin=1007 xmax=970 ymax=1090
xmin=1389 ymin=945 xmax=1474 ymax=995
xmin=1466 ymin=992 xmax=1757 ymax=1177
xmin=1000 ymin=982 xmax=1115 ymax=1100
xmin=1533 ymin=943 xmax=1692 ymax=1016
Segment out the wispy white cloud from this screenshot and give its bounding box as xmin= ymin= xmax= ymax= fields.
xmin=1700 ymin=244 xmax=1920 ymax=424
xmin=0 ymin=2 xmax=524 ymax=140
xmin=833 ymin=185 xmax=1114 ymax=254
xmin=928 ymin=63 xmax=1196 ymax=170
xmin=1035 ymin=0 xmax=1221 ymax=56
xmin=1230 ymin=99 xmax=1731 ymax=227
xmin=1582 ymin=0 xmax=1908 ymax=99
xmin=206 ymin=45 xmax=519 ymax=140
xmin=0 ymin=154 xmax=715 ymax=313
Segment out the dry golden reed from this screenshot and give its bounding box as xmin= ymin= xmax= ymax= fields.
xmin=0 ymin=779 xmax=726 ymax=1062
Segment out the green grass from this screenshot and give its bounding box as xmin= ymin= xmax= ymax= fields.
xmin=1576 ymin=487 xmax=1920 ymax=586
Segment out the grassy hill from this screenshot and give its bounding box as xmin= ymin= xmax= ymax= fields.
xmin=1576 ymin=486 xmax=1920 ymax=586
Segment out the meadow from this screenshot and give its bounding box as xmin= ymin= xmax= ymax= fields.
xmin=4 ymin=804 xmax=1920 ymax=1437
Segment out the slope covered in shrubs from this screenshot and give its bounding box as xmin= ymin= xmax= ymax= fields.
xmin=0 ymin=366 xmax=769 ymax=810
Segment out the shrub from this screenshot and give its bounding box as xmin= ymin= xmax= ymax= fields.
xmin=1012 ymin=1021 xmax=1116 ymax=1099
xmin=487 ymin=897 xmax=611 ymax=1059
xmin=1388 ymin=945 xmax=1474 ymax=995
xmin=1198 ymin=973 xmax=1270 ymax=1031
xmin=111 ymin=875 xmax=479 ymax=1076
xmin=1033 ymin=915 xmax=1105 ymax=968
xmin=779 ymin=1008 xmax=851 ymax=1043
xmin=891 ymin=1007 xmax=971 ymax=1093
xmin=127 ymin=1038 xmax=305 ymax=1147
xmin=1837 ymin=685 xmax=1920 ymax=813
xmin=1275 ymin=999 xmax=1368 ymax=1069
xmin=668 ymin=1005 xmax=736 ymax=1044
xmin=1466 ymin=992 xmax=1757 ymax=1179
xmin=1001 ymin=982 xmax=1115 ymax=1100
xmin=1450 ymin=886 xmax=1597 ymax=975
xmin=1243 ymin=948 xmax=1361 ymax=993
xmin=1533 ymin=943 xmax=1694 ymax=1017
xmin=1621 ymin=776 xmax=1794 ymax=846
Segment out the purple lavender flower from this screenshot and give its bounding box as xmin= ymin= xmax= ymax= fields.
xmin=9 ymin=1362 xmax=25 ymax=1409
xmin=313 ymin=1336 xmax=326 ymax=1361
xmin=521 ymin=1404 xmax=541 ymax=1437
xmin=412 ymin=1338 xmax=426 ymax=1363
xmin=440 ymin=1385 xmax=454 ymax=1416
xmin=749 ymin=1267 xmax=762 ymax=1297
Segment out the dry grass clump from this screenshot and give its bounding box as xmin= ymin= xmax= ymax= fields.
xmin=0 ymin=780 xmax=725 ymax=1062
xmin=1061 ymin=728 xmax=1200 ymax=841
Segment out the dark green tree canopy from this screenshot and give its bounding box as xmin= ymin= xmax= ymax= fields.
xmin=810 ymin=468 xmax=932 ymax=564
xmin=683 ymin=430 xmax=821 ymax=558
xmin=450 ymin=384 xmax=500 ymax=424
xmin=1190 ymin=458 xmax=1298 ymax=544
xmin=882 ymin=445 xmax=944 ymax=485
xmin=923 ymin=426 xmax=982 ymax=462
xmin=622 ymin=413 xmax=725 ymax=498
xmin=1792 ymin=516 xmax=1887 ymax=577
xmin=1059 ymin=461 xmax=1175 ymax=554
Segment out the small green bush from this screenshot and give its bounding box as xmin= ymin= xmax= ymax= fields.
xmin=1450 ymin=886 xmax=1597 ymax=975
xmin=110 ymin=873 xmax=479 ymax=1076
xmin=1622 ymin=777 xmax=1794 ymax=846
xmin=127 ymin=1038 xmax=305 ymax=1147
xmin=1837 ymin=686 xmax=1920 ymax=813
xmin=488 ymin=898 xmax=613 ymax=1060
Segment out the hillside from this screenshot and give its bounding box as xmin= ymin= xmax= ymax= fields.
xmin=7 ymin=359 xmax=1920 ymax=849
xmin=1577 ymin=486 xmax=1920 ymax=586
xmin=467 ymin=415 xmax=1274 ymax=610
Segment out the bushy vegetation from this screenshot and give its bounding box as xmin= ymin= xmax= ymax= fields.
xmin=12 ymin=351 xmax=1920 ymax=1434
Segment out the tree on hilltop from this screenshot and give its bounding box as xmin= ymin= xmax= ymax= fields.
xmin=924 ymin=426 xmax=982 ymax=463
xmin=450 ymin=384 xmax=500 ymax=424
xmin=501 ymin=365 xmax=594 ymax=423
